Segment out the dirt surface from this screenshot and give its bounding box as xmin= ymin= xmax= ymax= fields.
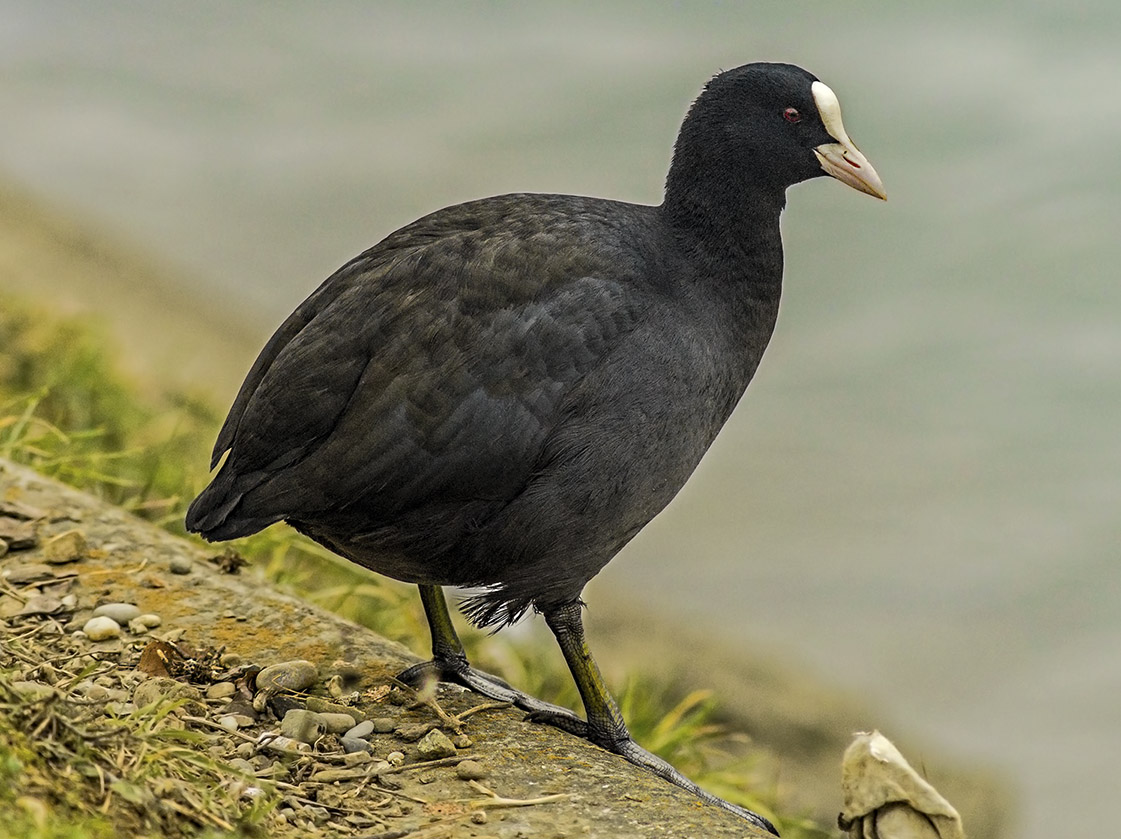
xmin=1 ymin=458 xmax=779 ymax=838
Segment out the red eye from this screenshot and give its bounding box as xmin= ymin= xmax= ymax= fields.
xmin=783 ymin=107 xmax=802 ymax=124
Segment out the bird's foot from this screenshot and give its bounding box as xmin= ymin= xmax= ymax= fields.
xmin=525 ymin=709 xmax=777 ymax=836
xmin=396 ymin=656 xmax=584 ymax=725
xmin=523 ymin=707 xmax=590 ymax=739
xmin=606 ymin=736 xmax=777 ymax=835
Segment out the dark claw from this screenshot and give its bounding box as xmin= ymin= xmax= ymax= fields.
xmin=606 ymin=736 xmax=778 ymax=835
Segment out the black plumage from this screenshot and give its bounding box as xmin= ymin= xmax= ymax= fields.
xmin=187 ymin=62 xmax=883 ymax=833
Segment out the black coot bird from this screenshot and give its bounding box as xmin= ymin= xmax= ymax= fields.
xmin=187 ymin=62 xmax=884 ymax=833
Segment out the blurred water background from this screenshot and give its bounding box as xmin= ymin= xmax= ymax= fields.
xmin=2 ymin=3 xmax=1119 ymax=836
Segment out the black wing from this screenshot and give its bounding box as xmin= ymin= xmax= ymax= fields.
xmin=186 ymin=195 xmax=647 ymax=540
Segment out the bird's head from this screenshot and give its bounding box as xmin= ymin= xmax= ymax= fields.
xmin=669 ymin=62 xmax=886 ymax=205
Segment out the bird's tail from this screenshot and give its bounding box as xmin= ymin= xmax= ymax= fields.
xmin=185 ymin=466 xmax=279 ymax=542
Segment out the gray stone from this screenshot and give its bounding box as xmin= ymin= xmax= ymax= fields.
xmin=370 ymin=717 xmax=396 ymax=734
xmin=416 ymin=728 xmax=457 ymax=760
xmin=82 ymin=615 xmax=122 ymax=641
xmin=455 ymin=759 xmax=488 ymax=780
xmin=344 ymin=719 xmax=374 ymax=740
xmin=206 ymin=681 xmax=237 ymax=700
xmin=255 ymin=659 xmax=317 ymax=692
xmin=316 ymin=712 xmax=356 ymax=734
xmin=280 ymin=709 xmax=323 ymax=744
xmin=93 ymin=602 xmax=141 ymax=624
xmin=218 ymin=715 xmax=241 ymax=732
xmin=168 ymin=556 xmax=193 ymax=574
xmin=304 ymin=696 xmax=354 ymax=716
xmin=42 ymin=529 xmax=86 ymax=564
xmin=17 ymin=594 xmax=63 ymax=616
xmin=3 ymin=564 xmax=54 ymax=584
xmin=132 ymin=676 xmax=202 ymax=707
xmin=339 ymin=737 xmax=371 ymax=755
xmin=396 ymin=722 xmax=432 ymax=742
xmin=228 ymin=757 xmax=255 ymax=774
xmin=10 ymin=680 xmax=56 ymax=701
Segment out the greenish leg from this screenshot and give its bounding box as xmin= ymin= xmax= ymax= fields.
xmin=396 ymin=584 xmax=584 ymax=724
xmin=538 ymin=601 xmax=778 ymax=836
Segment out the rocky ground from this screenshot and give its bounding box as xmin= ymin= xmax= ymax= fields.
xmin=1 ymin=458 xmax=782 ymax=838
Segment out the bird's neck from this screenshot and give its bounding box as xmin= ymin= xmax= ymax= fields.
xmin=660 ymin=165 xmax=787 ymax=411
xmin=661 ymin=163 xmax=787 ymax=286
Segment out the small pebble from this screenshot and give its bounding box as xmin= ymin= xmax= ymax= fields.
xmin=132 ymin=613 xmax=162 ymax=629
xmin=325 ymin=674 xmax=346 ymax=698
xmin=340 ymin=737 xmax=371 ymax=755
xmin=169 ymin=556 xmax=193 ymax=574
xmin=396 ymin=723 xmax=432 ymax=742
xmin=280 ymin=709 xmax=323 ymax=744
xmin=342 ymin=750 xmax=372 ymax=766
xmin=60 ymin=594 xmax=78 ymax=609
xmin=452 ymin=733 xmax=472 ymax=749
xmin=471 ymin=811 xmax=488 ymax=825
xmin=256 ymin=660 xmax=317 ymax=692
xmin=218 ymin=715 xmax=241 ymax=732
xmin=228 ymin=757 xmax=255 ymax=774
xmin=42 ymin=529 xmax=86 ymax=564
xmin=416 ymin=728 xmax=457 ymax=760
xmin=206 ymin=682 xmax=237 ymax=700
xmin=370 ymin=717 xmax=396 ymax=734
xmin=250 ymin=755 xmax=274 ymax=772
xmin=133 ymin=676 xmax=202 ymax=706
xmin=455 ymin=759 xmax=488 ymax=781
xmin=305 ymin=696 xmax=352 ymax=716
xmin=266 ymin=694 xmax=304 ymax=718
xmin=256 ymin=733 xmax=312 ymax=755
xmin=3 ymin=564 xmax=54 ymax=584
xmin=235 ymin=742 xmax=255 ymax=759
xmin=93 ymin=602 xmax=141 ymax=624
xmin=317 ymin=712 xmax=357 ymax=735
xmin=11 ymin=680 xmax=56 ymax=701
xmin=344 ymin=720 xmax=374 ymax=740
xmin=82 ymin=616 xmax=122 ymax=641
xmin=85 ymin=685 xmax=110 ymax=702
xmin=17 ymin=595 xmax=62 ymax=616
xmin=386 ymin=751 xmax=405 ymax=766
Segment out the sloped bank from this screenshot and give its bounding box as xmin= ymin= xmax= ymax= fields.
xmin=1 ymin=458 xmax=779 ymax=838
